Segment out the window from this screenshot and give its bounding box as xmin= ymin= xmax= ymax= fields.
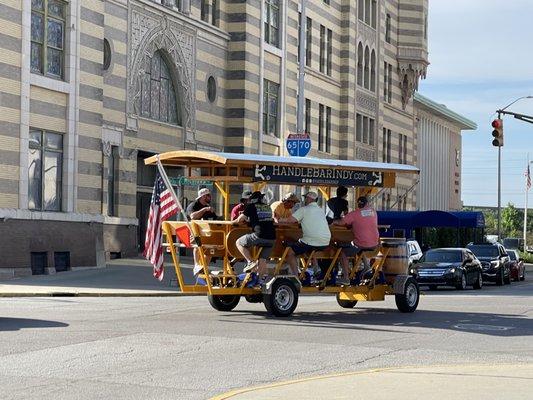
xmin=323 ymin=0 xmax=330 ymax=5
xmin=103 ymin=38 xmax=111 ymax=71
xmin=327 ymin=28 xmax=332 ymax=75
xmin=356 ymin=114 xmax=362 ymax=142
xmin=388 ymin=63 xmax=392 ymax=102
xmin=369 ymin=118 xmax=375 ymax=146
xmin=263 ymin=79 xmax=279 ymax=136
xmin=384 ymin=61 xmax=388 ymax=100
xmin=385 ymin=14 xmax=391 ymax=43
xmin=139 ymin=51 xmax=181 ymax=125
xmin=319 ymin=104 xmax=324 ymax=151
xmin=326 ymin=106 xmax=331 ymax=152
xmin=384 ymin=62 xmax=392 ymax=103
xmin=356 ymin=113 xmax=374 ymax=146
xmin=365 ymin=0 xmax=370 ymax=24
xmin=358 ymin=0 xmax=364 ymax=21
xmin=264 ymin=0 xmax=280 ymax=47
xmin=363 ymin=46 xmax=370 ymax=89
xmin=211 ymin=0 xmax=217 ymax=26
xmin=382 ymin=128 xmax=392 ymax=162
xmin=319 ymin=25 xmax=325 ymax=73
xmin=305 ymin=98 xmax=311 ymax=134
xmin=207 ymin=76 xmax=217 ymax=103
xmin=370 ymin=50 xmax=376 ymax=91
xmin=371 ymin=0 xmax=377 ymax=28
xmin=306 ymin=17 xmax=312 ymax=67
xmin=298 ymin=12 xmax=301 ymax=63
xmin=28 ymin=129 xmax=63 ymax=211
xmin=31 ymin=0 xmax=67 ymax=78
xmin=318 ymin=104 xmax=331 ymax=152
xmin=201 ymin=0 xmax=207 ymax=21
xmin=107 ymin=146 xmax=119 ymax=216
xmin=398 ymin=134 xmax=407 ymax=164
xmin=357 ymin=43 xmax=363 ymax=86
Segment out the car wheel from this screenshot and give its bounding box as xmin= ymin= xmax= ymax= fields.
xmin=336 ymin=293 xmax=358 ymax=309
xmin=208 ymin=295 xmax=241 ymax=312
xmin=473 ymin=271 xmax=483 ymax=290
xmin=455 ymin=272 xmax=467 ymax=290
xmin=263 ymin=278 xmax=299 ymax=317
xmin=504 ymin=268 xmax=511 ymax=284
xmin=395 ymin=277 xmax=420 ymax=313
xmin=496 ymin=268 xmax=504 ymax=286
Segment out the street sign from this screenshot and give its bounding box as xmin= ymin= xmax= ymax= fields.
xmin=169 ymin=176 xmax=213 ymax=187
xmin=286 ymin=133 xmax=311 ymax=157
xmin=253 ymin=164 xmax=383 ymax=187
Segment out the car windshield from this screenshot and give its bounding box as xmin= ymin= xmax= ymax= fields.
xmin=508 ymin=251 xmax=517 ymax=261
xmin=423 ymin=250 xmax=462 ymax=263
xmin=467 ymin=245 xmax=499 ymax=257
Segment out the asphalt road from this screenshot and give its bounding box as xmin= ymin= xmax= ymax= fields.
xmin=1 ymin=280 xmax=532 ymax=399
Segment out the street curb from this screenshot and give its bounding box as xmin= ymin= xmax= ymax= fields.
xmin=210 ymin=363 xmax=531 ymax=400
xmin=0 ymin=291 xmax=203 ymax=298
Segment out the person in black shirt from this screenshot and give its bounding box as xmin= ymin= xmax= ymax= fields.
xmin=187 ymin=188 xmax=219 ymax=275
xmin=325 ymin=185 xmax=349 ymax=224
xmin=234 ymin=191 xmax=276 ymax=276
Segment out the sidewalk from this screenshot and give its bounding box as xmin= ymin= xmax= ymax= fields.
xmin=212 ymin=364 xmax=533 ymax=400
xmin=0 ymin=257 xmax=197 ymax=297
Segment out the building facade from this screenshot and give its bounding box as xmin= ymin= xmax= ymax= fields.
xmin=0 ymin=0 xmax=428 ymax=277
xmin=414 ymin=93 xmax=477 ymax=211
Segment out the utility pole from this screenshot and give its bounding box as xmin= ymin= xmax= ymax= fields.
xmin=296 ymin=0 xmax=307 ymax=134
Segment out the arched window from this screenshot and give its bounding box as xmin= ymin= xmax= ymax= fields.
xmin=140 ymin=51 xmax=181 ymax=125
xmin=357 ymin=43 xmax=363 ymax=87
xmin=364 ymin=46 xmax=370 ymax=89
xmin=370 ymin=50 xmax=376 ymax=91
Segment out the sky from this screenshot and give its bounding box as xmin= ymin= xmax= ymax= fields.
xmin=419 ymin=0 xmax=533 ymax=209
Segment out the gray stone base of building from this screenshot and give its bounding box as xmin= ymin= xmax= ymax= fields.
xmin=0 ymin=219 xmax=137 ymax=280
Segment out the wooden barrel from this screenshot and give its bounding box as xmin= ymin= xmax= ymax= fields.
xmin=379 ymin=238 xmax=408 ymax=284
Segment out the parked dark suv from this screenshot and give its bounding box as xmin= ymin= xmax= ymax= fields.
xmin=467 ymin=243 xmax=511 ymax=285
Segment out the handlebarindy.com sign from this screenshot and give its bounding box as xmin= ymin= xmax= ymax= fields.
xmin=253 ymin=165 xmax=383 ymax=187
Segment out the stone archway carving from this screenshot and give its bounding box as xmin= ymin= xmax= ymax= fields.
xmin=128 ymin=8 xmax=196 ymax=142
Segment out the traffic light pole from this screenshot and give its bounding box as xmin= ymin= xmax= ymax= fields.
xmin=497 ymin=131 xmax=501 ymax=241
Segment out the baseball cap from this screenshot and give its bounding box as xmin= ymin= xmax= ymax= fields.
xmin=240 ymin=190 xmax=253 ymax=201
xmin=249 ymin=191 xmax=265 ymax=203
xmin=282 ymin=192 xmax=300 ymax=203
xmin=303 ymin=191 xmax=319 ymax=201
xmin=196 ymin=188 xmax=211 ymax=200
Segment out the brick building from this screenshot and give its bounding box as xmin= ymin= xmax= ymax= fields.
xmin=0 ymin=0 xmax=431 ymax=277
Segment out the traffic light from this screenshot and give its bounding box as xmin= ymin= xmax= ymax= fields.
xmin=492 ymin=118 xmax=504 ymax=147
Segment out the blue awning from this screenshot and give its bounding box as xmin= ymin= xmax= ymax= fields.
xmin=378 ymin=210 xmax=485 ymax=229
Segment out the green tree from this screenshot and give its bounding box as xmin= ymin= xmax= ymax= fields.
xmin=502 ymin=202 xmax=521 ymax=238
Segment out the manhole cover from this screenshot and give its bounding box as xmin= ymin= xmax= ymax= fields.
xmin=454 ymin=323 xmax=513 ymax=331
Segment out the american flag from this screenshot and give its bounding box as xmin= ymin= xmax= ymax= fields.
xmin=143 ymin=171 xmax=179 ymax=280
xmin=526 ymin=164 xmax=532 ymax=190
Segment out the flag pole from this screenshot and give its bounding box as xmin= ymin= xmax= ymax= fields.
xmin=524 ymin=154 xmax=530 ymax=251
xmin=155 ymin=155 xmax=200 ymax=246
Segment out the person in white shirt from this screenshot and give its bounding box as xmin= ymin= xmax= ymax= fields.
xmin=278 ymin=191 xmax=331 ymax=275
